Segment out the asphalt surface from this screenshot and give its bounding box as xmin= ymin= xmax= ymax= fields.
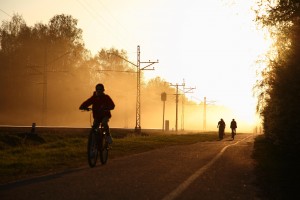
xmin=1 ymin=133 xmax=261 ymax=200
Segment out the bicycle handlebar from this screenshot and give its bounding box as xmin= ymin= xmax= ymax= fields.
xmin=81 ymin=107 xmax=92 ymax=111
xmin=81 ymin=107 xmax=111 ymax=112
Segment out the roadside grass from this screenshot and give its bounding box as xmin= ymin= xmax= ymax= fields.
xmin=110 ymin=133 xmax=217 ymax=158
xmin=252 ymin=134 xmax=300 ymax=199
xmin=2 ymin=129 xmax=299 ymax=199
xmin=0 ymin=129 xmax=217 ymax=184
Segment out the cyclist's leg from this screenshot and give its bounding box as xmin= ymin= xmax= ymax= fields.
xmin=102 ymin=117 xmax=113 ymax=144
xmin=101 ymin=117 xmax=110 ymax=135
xmin=92 ymin=118 xmax=101 ymax=130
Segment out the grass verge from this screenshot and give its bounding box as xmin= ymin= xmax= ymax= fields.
xmin=0 ymin=128 xmax=216 ymax=184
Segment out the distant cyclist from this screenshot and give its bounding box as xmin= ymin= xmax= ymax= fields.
xmin=230 ymin=119 xmax=237 ymax=140
xmin=217 ymin=118 xmax=226 ymax=140
xmin=79 ymin=83 xmax=115 ymax=144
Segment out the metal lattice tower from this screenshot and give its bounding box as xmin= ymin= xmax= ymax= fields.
xmin=135 ymin=46 xmax=141 ymax=132
xmin=135 ymin=46 xmax=159 ymax=133
xmin=110 ymin=46 xmax=158 ymax=133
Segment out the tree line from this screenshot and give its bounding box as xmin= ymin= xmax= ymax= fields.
xmin=0 ymin=14 xmax=196 ymax=128
xmin=254 ymin=0 xmax=300 ymax=146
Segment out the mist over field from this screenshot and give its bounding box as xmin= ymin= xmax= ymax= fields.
xmin=0 ymin=14 xmax=256 ymax=133
xmin=0 ymin=49 xmax=255 ymax=132
xmin=0 ymin=71 xmax=254 ymax=133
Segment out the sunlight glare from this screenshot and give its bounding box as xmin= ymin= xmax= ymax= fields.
xmin=142 ymin=0 xmax=272 ymax=130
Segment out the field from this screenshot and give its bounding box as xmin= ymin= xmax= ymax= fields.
xmin=0 ymin=127 xmax=217 ymax=184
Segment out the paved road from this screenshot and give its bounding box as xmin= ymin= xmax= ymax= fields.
xmin=1 ymin=133 xmax=261 ymax=200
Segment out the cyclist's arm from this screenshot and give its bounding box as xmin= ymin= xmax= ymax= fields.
xmin=79 ymin=97 xmax=93 ymax=110
xmin=104 ymin=95 xmax=115 ymax=110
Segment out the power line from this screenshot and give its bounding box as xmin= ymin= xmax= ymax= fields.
xmin=75 ymin=0 xmax=132 ymax=51
xmin=97 ymin=0 xmax=135 ymax=41
xmin=0 ymin=8 xmax=12 ymax=18
xmin=97 ymin=69 xmax=136 ymax=73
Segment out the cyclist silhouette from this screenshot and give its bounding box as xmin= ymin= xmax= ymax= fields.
xmin=79 ymin=83 xmax=115 ymax=144
xmin=217 ymin=118 xmax=226 ymax=140
xmin=230 ymin=119 xmax=237 ymax=140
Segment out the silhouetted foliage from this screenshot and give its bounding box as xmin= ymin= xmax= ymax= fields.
xmin=0 ymin=14 xmax=178 ymax=128
xmin=255 ymin=1 xmax=300 ymax=146
xmin=0 ymin=14 xmax=89 ymax=125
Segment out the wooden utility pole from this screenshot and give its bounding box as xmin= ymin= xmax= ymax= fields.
xmin=27 ymin=49 xmax=70 ymax=126
xmin=161 ymin=92 xmax=167 ymax=131
xmin=202 ymin=97 xmax=216 ymax=131
xmin=203 ymin=97 xmax=206 ymax=130
xmin=170 ymin=82 xmax=185 ymax=132
xmin=181 ymin=83 xmax=196 ymax=131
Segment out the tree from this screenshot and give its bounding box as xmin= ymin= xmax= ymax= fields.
xmin=254 ymin=0 xmax=300 ymax=145
xmin=0 ymin=14 xmax=30 ymax=119
xmin=0 ymin=14 xmax=89 ymax=125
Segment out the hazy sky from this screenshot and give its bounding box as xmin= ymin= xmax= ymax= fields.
xmin=0 ymin=0 xmax=272 ymax=125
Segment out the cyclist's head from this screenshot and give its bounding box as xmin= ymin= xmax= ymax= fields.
xmin=95 ymin=83 xmax=105 ymax=92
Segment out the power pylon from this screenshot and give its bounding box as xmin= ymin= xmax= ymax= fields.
xmin=136 ymin=46 xmax=159 ymax=132
xmin=109 ymin=46 xmax=158 ymax=133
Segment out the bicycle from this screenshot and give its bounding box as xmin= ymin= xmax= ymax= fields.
xmin=84 ymin=108 xmax=109 ymax=167
xmin=231 ymin=129 xmax=236 ymax=140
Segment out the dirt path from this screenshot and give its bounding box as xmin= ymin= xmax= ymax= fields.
xmin=1 ymin=134 xmax=261 ymax=200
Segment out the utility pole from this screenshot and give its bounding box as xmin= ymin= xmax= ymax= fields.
xmin=42 ymin=47 xmax=48 ymax=125
xmin=161 ymin=92 xmax=167 ymax=131
xmin=203 ymin=97 xmax=206 ymax=131
xmin=170 ymin=82 xmax=185 ymax=132
xmin=202 ymin=97 xmax=216 ymax=131
xmin=109 ymin=46 xmax=158 ymax=133
xmin=181 ymin=82 xmax=196 ymax=131
xmin=136 ymin=46 xmax=159 ymax=133
xmin=27 ymin=49 xmax=71 ymax=126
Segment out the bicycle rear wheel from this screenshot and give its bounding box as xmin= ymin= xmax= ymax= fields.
xmin=87 ymin=130 xmax=99 ymax=167
xmin=99 ymin=133 xmax=109 ymax=164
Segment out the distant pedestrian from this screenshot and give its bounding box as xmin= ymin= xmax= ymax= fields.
xmin=217 ymin=118 xmax=226 ymax=140
xmin=230 ymin=119 xmax=237 ymax=140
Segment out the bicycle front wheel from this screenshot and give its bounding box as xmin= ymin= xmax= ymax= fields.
xmin=87 ymin=130 xmax=99 ymax=167
xmin=99 ymin=134 xmax=109 ymax=164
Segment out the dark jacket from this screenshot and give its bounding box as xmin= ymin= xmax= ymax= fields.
xmin=218 ymin=120 xmax=226 ymax=130
xmin=230 ymin=120 xmax=237 ymax=129
xmin=80 ymin=92 xmax=115 ymax=120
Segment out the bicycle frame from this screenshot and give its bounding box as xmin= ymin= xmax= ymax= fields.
xmin=84 ymin=108 xmax=109 ymax=167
